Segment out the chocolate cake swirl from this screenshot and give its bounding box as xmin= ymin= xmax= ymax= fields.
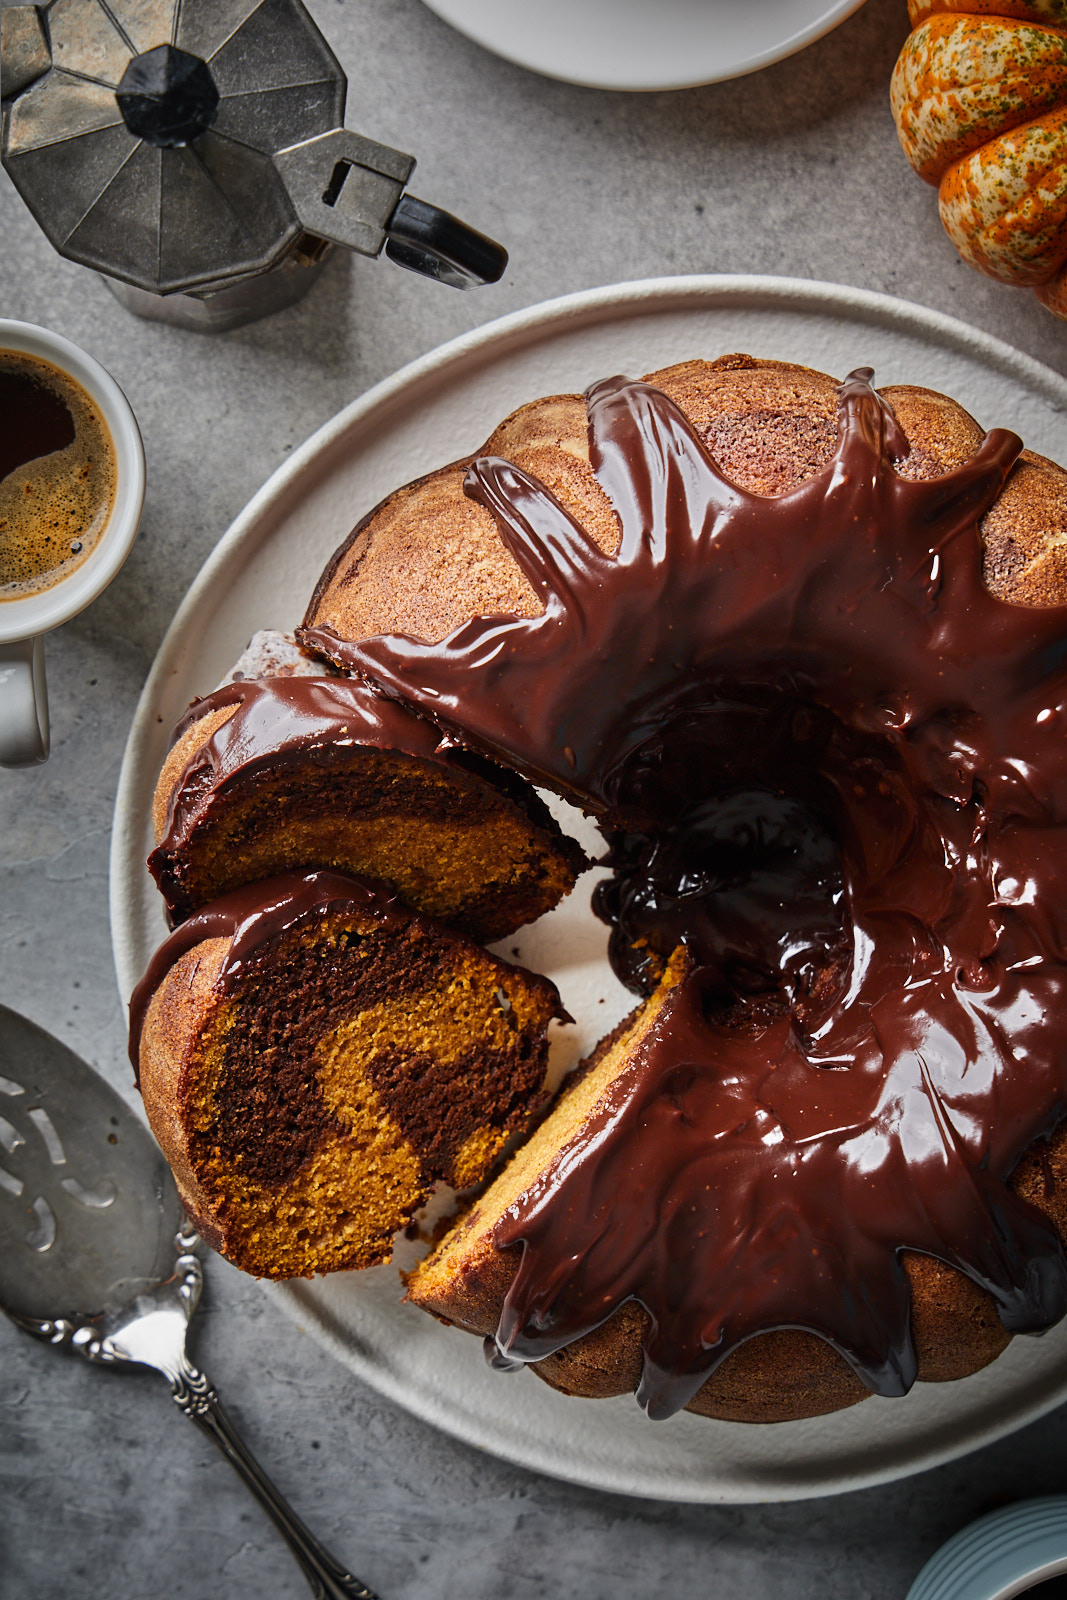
xmin=128 ymin=869 xmax=406 ymax=1080
xmin=131 ymin=870 xmax=565 ymax=1279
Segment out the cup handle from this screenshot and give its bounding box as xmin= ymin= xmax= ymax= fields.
xmin=0 ymin=638 xmax=49 ymax=766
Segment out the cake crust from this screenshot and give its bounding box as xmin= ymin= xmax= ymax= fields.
xmin=301 ymin=356 xmax=1067 ymax=663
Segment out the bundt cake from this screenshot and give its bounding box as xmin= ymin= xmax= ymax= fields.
xmin=284 ymin=354 xmax=1067 ymax=1422
xmin=150 ymin=632 xmax=583 ymax=934
xmin=130 ymin=870 xmax=564 ymax=1278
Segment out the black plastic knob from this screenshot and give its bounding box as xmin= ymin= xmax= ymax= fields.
xmin=116 ymin=45 xmax=219 ymax=149
xmin=385 ymin=195 xmax=508 ymax=290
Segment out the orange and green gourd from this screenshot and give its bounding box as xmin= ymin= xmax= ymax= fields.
xmin=891 ymin=0 xmax=1067 ymax=316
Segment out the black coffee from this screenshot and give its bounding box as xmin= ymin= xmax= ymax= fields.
xmin=1020 ymin=1577 xmax=1067 ymax=1596
xmin=0 ymin=350 xmax=117 ymax=600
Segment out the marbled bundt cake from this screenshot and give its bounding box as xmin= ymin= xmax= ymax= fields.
xmin=290 ymin=354 xmax=1067 ymax=1422
xmin=150 ymin=633 xmax=583 ymax=934
xmin=130 ymin=870 xmax=564 ymax=1278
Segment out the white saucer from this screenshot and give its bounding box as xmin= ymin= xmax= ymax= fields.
xmin=419 ymin=0 xmax=868 ymax=91
xmin=112 ymin=275 xmax=1067 ymax=1503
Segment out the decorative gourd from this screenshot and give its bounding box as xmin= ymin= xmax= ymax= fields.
xmin=891 ymin=0 xmax=1067 ymax=316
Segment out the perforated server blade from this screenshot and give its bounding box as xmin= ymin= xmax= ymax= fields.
xmin=0 ymin=1003 xmax=380 ymax=1600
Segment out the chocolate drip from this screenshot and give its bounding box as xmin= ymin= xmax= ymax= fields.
xmin=307 ymin=369 xmax=1067 ymax=1413
xmin=128 ymin=870 xmax=403 ymax=1082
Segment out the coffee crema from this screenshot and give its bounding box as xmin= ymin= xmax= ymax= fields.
xmin=0 ymin=350 xmax=117 ymax=601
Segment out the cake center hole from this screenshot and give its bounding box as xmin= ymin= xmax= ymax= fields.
xmin=594 ymin=691 xmax=895 ymax=1027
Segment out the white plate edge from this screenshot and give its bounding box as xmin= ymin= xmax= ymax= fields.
xmin=418 ymin=0 xmax=870 ymax=92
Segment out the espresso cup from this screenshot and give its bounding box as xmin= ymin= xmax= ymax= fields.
xmin=0 ymin=320 xmax=145 ymax=767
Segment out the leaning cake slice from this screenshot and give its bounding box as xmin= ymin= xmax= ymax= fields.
xmin=150 ymin=656 xmax=584 ymax=937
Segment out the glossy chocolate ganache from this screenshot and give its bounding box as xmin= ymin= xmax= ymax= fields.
xmin=306 ymin=368 xmax=1067 ymax=1418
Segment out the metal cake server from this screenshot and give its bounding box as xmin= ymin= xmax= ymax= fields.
xmin=0 ymin=1002 xmax=379 ymax=1600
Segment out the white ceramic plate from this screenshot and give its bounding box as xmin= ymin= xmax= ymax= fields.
xmin=112 ymin=276 xmax=1067 ymax=1503
xmin=419 ymin=0 xmax=868 ymax=92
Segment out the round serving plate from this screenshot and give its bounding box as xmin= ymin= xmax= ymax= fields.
xmin=419 ymin=0 xmax=868 ymax=92
xmin=112 ymin=275 xmax=1067 ymax=1503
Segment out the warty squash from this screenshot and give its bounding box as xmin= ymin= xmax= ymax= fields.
xmin=891 ymin=0 xmax=1067 ymax=316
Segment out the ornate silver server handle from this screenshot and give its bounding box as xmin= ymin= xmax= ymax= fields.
xmin=172 ymin=1356 xmax=380 ymax=1600
xmin=14 ymin=1231 xmax=382 ymax=1600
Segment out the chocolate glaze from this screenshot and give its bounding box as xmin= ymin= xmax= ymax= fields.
xmin=591 ymin=696 xmax=856 ymax=1010
xmin=307 ymin=369 xmax=1067 ymax=1415
xmin=128 ymin=869 xmax=404 ymax=1083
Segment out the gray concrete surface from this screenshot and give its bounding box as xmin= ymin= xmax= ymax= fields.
xmin=4 ymin=0 xmax=1067 ymax=1594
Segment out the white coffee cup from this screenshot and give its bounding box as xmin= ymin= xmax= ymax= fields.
xmin=0 ymin=319 xmax=145 ymax=766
